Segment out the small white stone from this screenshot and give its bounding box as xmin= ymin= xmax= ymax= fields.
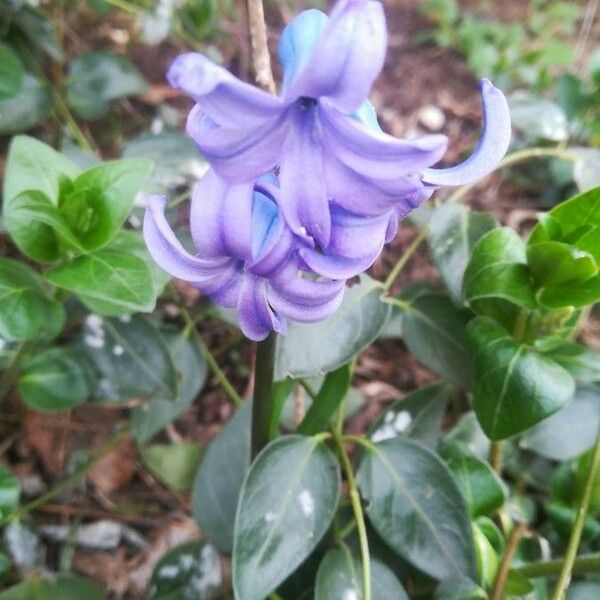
xmin=112 ymin=345 xmax=125 ymax=357
xmin=84 ymin=334 xmax=105 ymax=349
xmin=418 ymin=105 xmax=445 ymax=131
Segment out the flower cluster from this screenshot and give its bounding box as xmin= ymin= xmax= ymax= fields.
xmin=144 ymin=0 xmax=511 ymax=341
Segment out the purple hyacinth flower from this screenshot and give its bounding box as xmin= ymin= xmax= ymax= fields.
xmin=143 ymin=172 xmax=347 ymax=341
xmin=166 ymin=0 xmax=511 ymax=249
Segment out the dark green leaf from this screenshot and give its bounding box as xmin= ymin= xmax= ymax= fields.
xmin=131 ymin=329 xmax=207 ymax=443
xmin=60 ymin=158 xmax=153 ymax=251
xmin=504 ymin=569 xmax=534 ymax=596
xmin=400 ymin=293 xmax=473 ymax=388
xmin=275 ymin=276 xmax=390 ymax=379
xmin=357 ymin=437 xmax=476 ymax=580
xmin=3 ymin=135 xmax=80 ymax=204
xmin=0 ymin=575 xmax=105 ymax=600
xmin=314 ymin=546 xmax=409 ymax=600
xmin=45 ymin=250 xmax=155 ymax=315
xmin=428 ymin=204 xmax=497 ymax=305
xmin=0 ymin=258 xmax=65 ymax=342
xmin=297 ymin=364 xmax=351 ymax=435
xmin=0 ymin=74 xmax=52 ymax=134
xmin=232 ymin=435 xmax=340 ymax=600
xmin=67 ymin=51 xmax=147 ymax=120
xmin=369 ymin=382 xmax=453 ymax=448
xmin=443 ymin=412 xmax=491 ymax=461
xmin=19 ymin=347 xmax=89 ymax=411
xmin=149 ymin=541 xmax=223 ymax=600
xmin=468 ymin=316 xmax=575 ymax=440
xmin=0 ymin=465 xmax=20 ymax=520
xmin=77 ymin=314 xmax=178 ymax=402
xmin=0 ymin=45 xmax=24 ymax=100
xmin=141 ymin=442 xmax=204 ymax=492
xmin=434 ymin=576 xmax=487 ymax=600
xmin=193 ymin=401 xmax=252 ymax=554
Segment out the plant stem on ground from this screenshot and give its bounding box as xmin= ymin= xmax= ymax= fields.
xmin=251 ymin=333 xmax=277 ymax=459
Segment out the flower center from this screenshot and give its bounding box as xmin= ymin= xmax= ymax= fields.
xmin=297 ymin=97 xmax=318 ymax=110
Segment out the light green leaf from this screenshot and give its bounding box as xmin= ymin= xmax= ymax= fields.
xmin=0 ymin=74 xmax=52 ymax=134
xmin=232 ymin=435 xmax=340 ymax=600
xmin=468 ymin=316 xmax=575 ymax=440
xmin=141 ymin=442 xmax=204 ymax=492
xmin=275 ymin=275 xmax=390 ymax=379
xmin=19 ymin=347 xmax=90 ymax=411
xmin=542 ymin=341 xmax=600 ymax=383
xmin=357 ymin=437 xmax=476 ymax=581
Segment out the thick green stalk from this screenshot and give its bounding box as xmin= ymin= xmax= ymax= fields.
xmin=516 ymin=553 xmax=600 ymax=578
xmin=251 ymin=333 xmax=277 ymax=459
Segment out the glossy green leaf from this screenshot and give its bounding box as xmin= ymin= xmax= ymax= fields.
xmin=521 ymin=386 xmax=600 ymax=460
xmin=468 ymin=316 xmax=575 ymax=440
xmin=3 ymin=135 xmax=80 ymax=204
xmin=4 ymin=190 xmax=85 ymax=262
xmin=472 ymin=522 xmax=499 ymax=587
xmin=141 ymin=442 xmax=204 ymax=492
xmin=132 ymin=329 xmax=207 ymax=443
xmin=45 ymin=250 xmax=155 ymax=315
xmin=193 ymin=401 xmax=252 ymax=553
xmin=428 ymin=204 xmax=497 ymax=305
xmin=369 ymin=382 xmax=453 ymax=448
xmin=67 ymin=51 xmax=147 ymax=120
xmin=400 ymin=293 xmax=473 ymax=388
xmin=60 ymin=158 xmax=153 ymax=251
xmin=19 ymin=347 xmax=90 ymax=411
xmin=149 ymin=541 xmax=223 ymax=599
xmin=445 ymin=449 xmax=508 ymax=517
xmin=77 ymin=314 xmax=178 ymax=402
xmin=0 ymin=45 xmax=24 ymax=100
xmin=232 ymin=435 xmax=340 ymax=600
xmin=0 ymin=465 xmax=20 ymax=520
xmin=357 ymin=437 xmax=476 ymax=580
xmin=464 ymin=228 xmax=537 ymax=313
xmin=297 ymin=364 xmax=351 ymax=435
xmin=0 ymin=575 xmax=105 ymax=600
xmin=0 ymin=258 xmax=65 ymax=342
xmin=314 ymin=546 xmax=409 ymax=600
xmin=538 ymin=275 xmax=600 ymax=308
xmin=275 ymin=275 xmax=390 ymax=379
xmin=434 ymin=576 xmax=487 ymax=600
xmin=527 ymin=241 xmax=598 ymax=287
xmin=0 ymin=74 xmax=52 ymax=134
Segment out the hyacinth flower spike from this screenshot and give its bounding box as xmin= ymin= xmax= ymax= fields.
xmin=143 ymin=174 xmax=347 ymax=341
xmin=167 ymin=0 xmax=512 ymax=250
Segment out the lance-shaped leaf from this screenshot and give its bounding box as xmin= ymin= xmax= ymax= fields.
xmin=233 ymin=435 xmax=340 ymax=600
xmin=467 ymin=316 xmax=575 ymax=440
xmin=357 ymin=437 xmax=477 ymax=581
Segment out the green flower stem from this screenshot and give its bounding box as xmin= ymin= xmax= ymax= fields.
xmin=550 ymin=427 xmax=600 ymax=600
xmin=490 ymin=441 xmax=503 ymax=474
xmin=3 ymin=425 xmax=128 ymax=525
xmin=251 ymin=333 xmax=277 ymax=459
xmin=383 ymin=227 xmax=428 ymax=292
xmin=447 ymin=146 xmax=578 ymax=205
xmin=0 ymin=342 xmax=33 ymax=403
xmin=516 ymin=553 xmax=600 ymax=578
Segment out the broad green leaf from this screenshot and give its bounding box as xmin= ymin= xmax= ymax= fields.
xmin=141 ymin=442 xmax=204 ymax=492
xmin=0 ymin=465 xmax=20 ymax=519
xmin=275 ymin=275 xmax=390 ymax=379
xmin=521 ymin=386 xmax=600 ymax=460
xmin=59 ymin=158 xmax=153 ymax=251
xmin=464 ymin=228 xmax=537 ymax=312
xmin=3 ymin=135 xmax=80 ymax=204
xmin=505 ymin=569 xmax=534 ymax=596
xmin=0 ymin=575 xmax=105 ymax=600
xmin=369 ymin=382 xmax=453 ymax=448
xmin=232 ymin=435 xmax=340 ymax=600
xmin=434 ymin=576 xmax=487 ymax=600
xmin=193 ymin=401 xmax=252 ymax=553
xmin=443 ymin=412 xmax=491 ymax=461
xmin=357 ymin=437 xmax=476 ymax=581
xmin=445 ymin=449 xmax=508 ymax=517
xmin=538 ymin=275 xmax=600 ymax=309
xmin=468 ymin=316 xmax=575 ymax=440
xmin=149 ymin=541 xmax=223 ymax=600
xmin=45 ymin=250 xmax=155 ymax=315
xmin=546 ymin=500 xmax=600 ymax=540
xmin=400 ymin=293 xmax=473 ymax=388
xmin=77 ymin=314 xmax=178 ymax=402
xmin=428 ymin=204 xmax=497 ymax=305
xmin=4 ymin=190 xmax=85 ymax=262
xmin=67 ymin=51 xmax=147 ymax=120
xmin=297 ymin=364 xmax=351 ymax=435
xmin=0 ymin=74 xmax=52 ymax=134
xmin=0 ymin=45 xmax=24 ymax=100
xmin=0 ymin=258 xmax=65 ymax=342
xmin=543 ymin=341 xmax=600 ymax=383
xmin=527 ymin=241 xmax=598 ymax=287
xmin=314 ymin=546 xmax=409 ymax=600
xmin=18 ymin=347 xmax=89 ymax=411
xmin=472 ymin=523 xmax=499 ymax=587
xmin=131 ymin=329 xmax=207 ymax=443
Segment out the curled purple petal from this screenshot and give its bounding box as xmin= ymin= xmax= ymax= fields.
xmin=421 ymin=79 xmax=511 ymax=186
xmin=237 ymin=277 xmax=286 ymax=341
xmin=299 ymin=250 xmax=376 ymax=280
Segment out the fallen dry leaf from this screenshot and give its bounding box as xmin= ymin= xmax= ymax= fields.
xmin=88 ymin=436 xmax=136 ymax=494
